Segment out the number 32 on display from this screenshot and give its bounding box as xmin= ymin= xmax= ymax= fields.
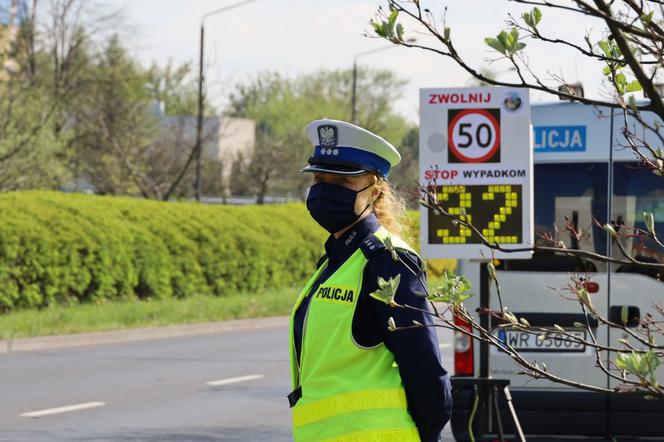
xmin=427 ymin=185 xmax=523 ymax=245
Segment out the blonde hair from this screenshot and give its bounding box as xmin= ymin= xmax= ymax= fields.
xmin=372 ymin=177 xmax=409 ymax=238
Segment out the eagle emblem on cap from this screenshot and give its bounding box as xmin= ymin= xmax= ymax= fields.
xmin=318 ymin=125 xmax=337 ymax=147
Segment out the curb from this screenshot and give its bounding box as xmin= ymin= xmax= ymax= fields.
xmin=0 ymin=316 xmax=289 ymax=354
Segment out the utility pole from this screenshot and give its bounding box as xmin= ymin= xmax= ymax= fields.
xmin=350 ymin=39 xmax=415 ymax=126
xmin=194 ymin=0 xmax=265 ymax=202
xmin=194 ymin=24 xmax=205 ymax=201
xmin=351 ymin=61 xmax=358 ymax=125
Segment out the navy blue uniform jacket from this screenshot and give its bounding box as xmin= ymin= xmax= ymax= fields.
xmin=293 ymin=214 xmax=452 ymax=442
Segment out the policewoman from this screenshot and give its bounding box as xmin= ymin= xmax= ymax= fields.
xmin=289 ymin=119 xmax=452 ymax=442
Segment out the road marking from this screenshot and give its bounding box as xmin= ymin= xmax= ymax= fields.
xmin=21 ymin=402 xmax=106 ymax=418
xmin=439 ymin=343 xmax=452 ymax=349
xmin=206 ymin=374 xmax=264 ymax=386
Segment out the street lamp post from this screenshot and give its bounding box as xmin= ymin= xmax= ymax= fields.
xmin=194 ymin=0 xmax=264 ymax=202
xmin=351 ymin=39 xmax=415 ymax=125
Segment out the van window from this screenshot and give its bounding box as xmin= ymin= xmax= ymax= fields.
xmin=497 ymin=163 xmax=608 ymax=272
xmin=612 ymin=162 xmax=664 ymax=280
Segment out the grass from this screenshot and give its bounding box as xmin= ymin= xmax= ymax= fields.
xmin=0 ymin=288 xmax=301 ymax=340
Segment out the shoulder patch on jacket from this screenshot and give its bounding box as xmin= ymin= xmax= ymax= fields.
xmin=361 ymin=235 xmax=424 ymax=276
xmin=359 ymin=234 xmax=387 ymax=259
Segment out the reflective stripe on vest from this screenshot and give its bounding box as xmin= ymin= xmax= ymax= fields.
xmin=288 ymin=227 xmax=420 ymax=442
xmin=324 ymin=428 xmax=421 ymax=442
xmin=292 ymin=388 xmax=407 ymax=427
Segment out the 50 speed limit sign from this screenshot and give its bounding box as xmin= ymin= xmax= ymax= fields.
xmin=448 ymin=108 xmax=501 ymax=163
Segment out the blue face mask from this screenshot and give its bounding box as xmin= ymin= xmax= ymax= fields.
xmin=306 ymin=181 xmax=373 ymax=234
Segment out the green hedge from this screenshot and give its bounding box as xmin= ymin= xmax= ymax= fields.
xmin=0 ymin=192 xmax=326 ymax=312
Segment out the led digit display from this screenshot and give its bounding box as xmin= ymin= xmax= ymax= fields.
xmin=428 ymin=184 xmax=523 ymax=244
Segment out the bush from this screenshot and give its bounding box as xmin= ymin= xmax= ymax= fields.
xmin=0 ymin=191 xmax=326 ymax=312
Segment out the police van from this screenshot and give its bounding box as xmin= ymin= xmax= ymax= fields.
xmin=451 ymin=100 xmax=664 ymax=441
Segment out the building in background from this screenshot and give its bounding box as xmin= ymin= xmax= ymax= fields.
xmin=63 ymin=107 xmax=256 ymax=199
xmin=0 ymin=0 xmax=19 ymax=78
xmin=160 ymin=111 xmax=256 ymax=197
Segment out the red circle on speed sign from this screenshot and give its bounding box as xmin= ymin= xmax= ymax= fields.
xmin=448 ymin=109 xmax=501 ymax=163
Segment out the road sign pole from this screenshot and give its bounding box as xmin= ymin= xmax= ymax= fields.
xmin=479 ymin=261 xmax=490 ymax=378
xmin=479 ymin=261 xmax=491 ymax=435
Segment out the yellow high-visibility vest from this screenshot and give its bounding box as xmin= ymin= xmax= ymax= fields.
xmin=289 ymin=227 xmax=420 ymax=441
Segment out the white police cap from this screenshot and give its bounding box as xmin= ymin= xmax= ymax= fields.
xmin=301 ymin=119 xmax=401 ymax=178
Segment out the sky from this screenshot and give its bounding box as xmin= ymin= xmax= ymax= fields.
xmin=109 ymin=0 xmax=613 ymax=123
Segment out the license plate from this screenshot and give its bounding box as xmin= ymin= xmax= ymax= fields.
xmin=497 ymin=329 xmax=587 ymax=352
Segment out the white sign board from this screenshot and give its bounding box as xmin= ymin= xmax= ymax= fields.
xmin=419 ymin=87 xmax=533 ymax=259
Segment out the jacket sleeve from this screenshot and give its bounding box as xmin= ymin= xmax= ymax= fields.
xmin=364 ymin=249 xmax=452 ymax=442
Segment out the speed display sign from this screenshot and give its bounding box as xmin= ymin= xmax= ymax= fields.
xmin=420 ymin=87 xmax=533 ymax=259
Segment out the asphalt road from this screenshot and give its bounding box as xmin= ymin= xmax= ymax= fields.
xmin=0 ymin=322 xmax=453 ymax=442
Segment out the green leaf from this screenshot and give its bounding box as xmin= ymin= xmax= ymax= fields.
xmin=509 ymin=28 xmax=520 ymax=48
xmin=598 ymin=40 xmax=611 ymax=57
xmin=387 ymin=316 xmax=397 ymax=331
xmin=602 ymin=66 xmax=612 ymax=76
xmin=498 ymin=29 xmax=514 ymax=51
xmin=615 ymin=350 xmax=660 ymax=380
xmin=615 ymin=72 xmax=627 ymax=94
xmin=522 ymin=7 xmax=542 ymax=29
xmin=604 ymin=223 xmax=617 ymax=238
xmin=573 ymin=322 xmax=585 ymax=328
xmin=644 ymin=211 xmax=655 ymax=235
xmin=444 ymin=27 xmax=451 ymax=41
xmin=532 ymin=7 xmax=542 ymax=25
xmin=371 ymin=20 xmax=381 ymax=35
xmin=428 ymin=270 xmax=473 ymax=305
xmin=372 ymin=20 xmax=388 ymax=38
xmin=621 ymin=305 xmax=629 ymax=326
xmin=396 ymin=23 xmax=405 ymax=42
xmin=369 ymin=274 xmax=401 ymax=306
xmin=487 ymin=262 xmax=497 ymax=281
xmin=628 ymin=95 xmax=638 ymax=112
xmin=641 ymin=11 xmax=654 ymax=24
xmin=485 ymin=37 xmax=507 ymax=55
xmin=390 ymin=274 xmax=401 ymax=291
xmin=519 ymin=317 xmax=531 ymax=328
xmin=615 ymin=352 xmax=629 ymax=371
xmin=626 ymin=80 xmax=642 ymax=92
xmin=521 ymin=11 xmax=533 ymax=28
xmin=503 ymin=311 xmax=518 ymax=325
xmin=554 ymin=324 xmax=565 ymax=333
xmin=644 ymin=351 xmax=660 ymax=373
xmin=486 ymin=28 xmax=525 ymax=56
xmin=575 ymin=287 xmax=595 ymax=314
xmin=383 ymin=236 xmax=399 ymax=262
xmin=388 ymin=9 xmax=399 ymax=30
